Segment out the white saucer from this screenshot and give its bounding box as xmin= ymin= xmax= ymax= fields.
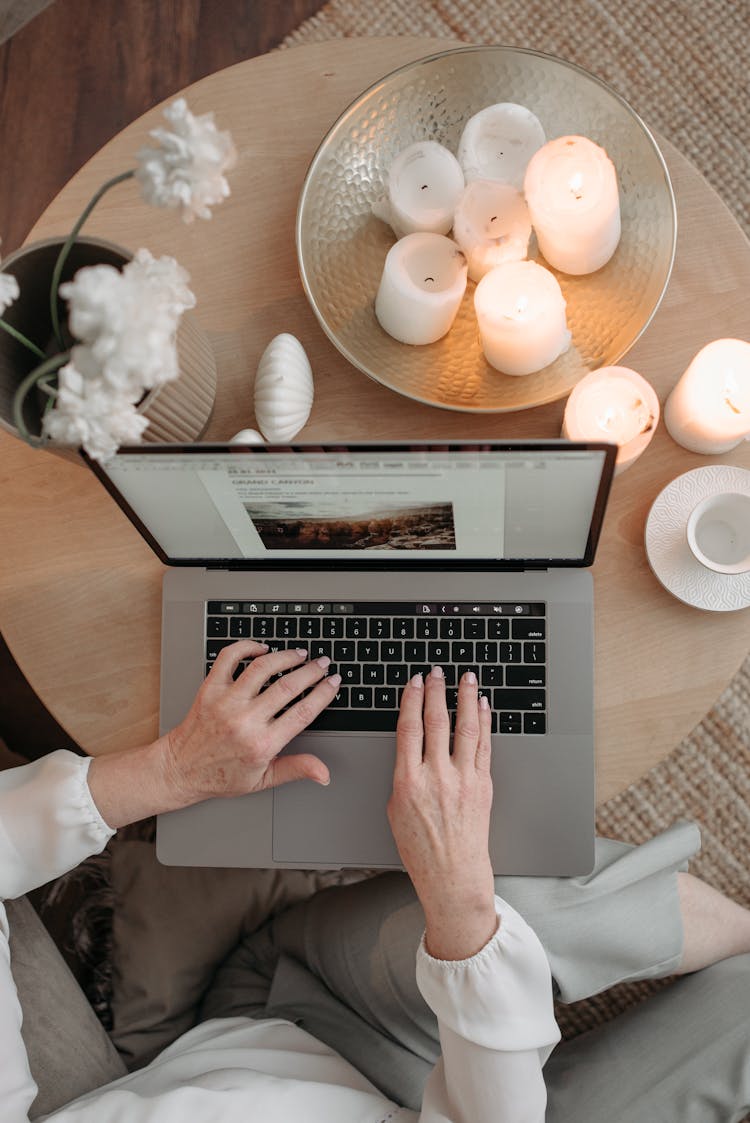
xmin=645 ymin=465 xmax=750 ymax=612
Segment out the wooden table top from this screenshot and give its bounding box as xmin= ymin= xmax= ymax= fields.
xmin=1 ymin=37 xmax=748 ymax=802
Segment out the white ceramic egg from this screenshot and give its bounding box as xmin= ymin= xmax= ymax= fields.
xmin=229 ymin=429 xmax=264 ymax=444
xmin=254 ymin=333 xmax=314 ymax=443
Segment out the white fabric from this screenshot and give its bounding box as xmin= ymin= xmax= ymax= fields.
xmin=0 ymin=750 xmax=560 ymax=1123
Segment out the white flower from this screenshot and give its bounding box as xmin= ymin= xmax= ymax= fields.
xmin=136 ymin=97 xmax=237 ymax=222
xmin=60 ymin=249 xmax=195 ymax=394
xmin=0 ymin=271 xmax=19 ymax=316
xmin=42 ymin=362 xmax=149 ymax=463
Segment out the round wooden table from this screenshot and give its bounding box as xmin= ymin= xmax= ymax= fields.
xmin=1 ymin=37 xmax=748 ymax=802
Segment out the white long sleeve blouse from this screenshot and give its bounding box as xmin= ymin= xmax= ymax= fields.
xmin=0 ymin=751 xmax=560 ymax=1123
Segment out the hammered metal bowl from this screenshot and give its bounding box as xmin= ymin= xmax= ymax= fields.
xmin=296 ymin=46 xmax=676 ymax=413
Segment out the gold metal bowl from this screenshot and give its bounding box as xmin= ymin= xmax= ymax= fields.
xmin=296 ymin=45 xmax=676 ymax=413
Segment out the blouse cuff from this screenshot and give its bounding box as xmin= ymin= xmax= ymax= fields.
xmin=415 ymin=895 xmax=561 ymax=1053
xmin=0 ymin=750 xmax=115 ymax=900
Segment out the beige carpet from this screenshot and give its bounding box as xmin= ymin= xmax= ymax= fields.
xmin=285 ymin=0 xmax=750 ymax=1041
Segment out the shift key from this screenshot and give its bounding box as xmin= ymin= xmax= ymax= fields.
xmin=493 ymin=688 xmax=546 ymax=710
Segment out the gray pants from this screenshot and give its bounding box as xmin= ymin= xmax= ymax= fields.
xmin=200 ymin=822 xmax=750 ymax=1122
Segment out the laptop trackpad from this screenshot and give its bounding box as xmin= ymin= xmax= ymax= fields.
xmin=272 ymin=735 xmax=402 ymax=867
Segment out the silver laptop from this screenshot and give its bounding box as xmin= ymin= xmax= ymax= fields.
xmin=91 ymin=439 xmax=615 ymax=876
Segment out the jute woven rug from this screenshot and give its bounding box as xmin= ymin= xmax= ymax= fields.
xmin=284 ymin=0 xmax=750 ymax=1040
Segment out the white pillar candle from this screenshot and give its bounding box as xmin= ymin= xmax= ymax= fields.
xmin=458 ymin=102 xmax=546 ymax=190
xmin=474 ymin=260 xmax=570 ymax=376
xmin=664 ymin=338 xmax=750 ymax=454
xmin=375 ymin=233 xmax=468 ymax=345
xmin=453 ymin=180 xmax=532 ymax=283
xmin=562 ymin=366 xmax=659 ymax=474
xmin=372 ymin=141 xmax=465 ymax=238
xmin=524 ymin=135 xmax=621 ymax=275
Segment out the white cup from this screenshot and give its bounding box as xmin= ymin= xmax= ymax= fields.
xmin=686 ymin=492 xmax=750 ymax=574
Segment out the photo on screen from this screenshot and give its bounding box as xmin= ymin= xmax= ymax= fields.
xmin=244 ymin=501 xmax=457 ymax=550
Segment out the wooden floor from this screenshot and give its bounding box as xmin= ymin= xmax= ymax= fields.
xmin=0 ymin=0 xmax=327 ymax=758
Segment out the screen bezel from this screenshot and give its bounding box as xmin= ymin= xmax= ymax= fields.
xmin=86 ymin=440 xmax=617 ymax=571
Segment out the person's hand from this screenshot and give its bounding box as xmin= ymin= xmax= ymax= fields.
xmin=88 ymin=641 xmax=340 ymax=830
xmin=387 ymin=667 xmax=497 ymax=960
xmin=160 ymin=640 xmax=339 ymax=804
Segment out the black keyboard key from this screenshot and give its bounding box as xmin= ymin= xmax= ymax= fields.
xmin=207 ymin=616 xmax=229 ymax=637
xmin=322 ymin=617 xmax=344 ymax=638
xmin=427 ymin=641 xmax=450 ymax=662
xmin=299 ymin=618 xmax=321 ymax=639
xmin=333 ymin=603 xmax=354 ymax=613
xmin=491 ymin=712 xmax=499 ymax=734
xmin=382 ymin=641 xmax=403 ymax=661
xmin=369 ymin=618 xmax=391 ymax=639
xmin=439 ymin=618 xmax=461 ymax=639
xmin=493 ymin=689 xmax=546 ymax=710
xmin=524 ymin=712 xmax=547 ymax=735
xmin=331 ymin=686 xmax=349 ymax=707
xmin=524 ymin=641 xmax=546 ymax=664
xmin=386 ymin=664 xmax=409 ymax=686
xmin=488 ymin=618 xmax=510 ymax=640
xmin=310 ymin=640 xmax=332 ymax=660
xmin=345 ymin=618 xmax=367 ymax=638
xmin=506 ymin=666 xmax=546 ymax=687
xmin=230 ymin=617 xmax=252 ymax=638
xmin=363 ymin=665 xmax=385 ymax=685
xmin=498 ymin=642 xmax=522 ymax=663
xmin=357 ymin=641 xmax=379 ymax=661
xmin=476 ymin=642 xmax=498 ymax=663
xmin=309 ymin=602 xmax=330 ymax=615
xmin=451 ymin=641 xmax=473 ymax=663
xmin=207 ymin=601 xmax=223 ymax=614
xmin=220 ymin=602 xmax=241 ymax=614
xmin=464 ymin=618 xmax=486 ymax=639
xmin=499 ymin=711 xmax=523 ymax=734
xmin=277 ymin=617 xmax=298 ymax=639
xmin=206 ymin=639 xmax=235 ymax=660
xmin=405 ymin=641 xmax=426 ymax=662
xmin=334 ymin=640 xmax=356 ymax=661
xmin=457 ymin=666 xmax=480 ymax=683
xmin=310 ymin=709 xmax=397 ymax=732
xmin=513 ymin=619 xmax=546 ymax=640
xmin=481 ymin=665 xmax=503 ymax=686
xmin=264 ymin=602 xmax=287 ymax=614
xmin=288 ymin=602 xmax=308 ymax=614
xmin=393 ymin=618 xmax=414 ymax=639
xmin=374 ymin=687 xmax=397 ymax=708
xmin=446 ymin=688 xmax=459 ymax=709
xmin=416 ymin=618 xmax=438 ymax=639
xmin=205 ymin=662 xmax=214 ymax=677
xmin=252 ymin=617 xmax=274 ymax=640
xmin=351 ymin=687 xmax=373 ymax=707
xmin=339 ymin=664 xmax=361 ymax=684
xmin=241 ymin=602 xmax=263 ymax=614
xmin=410 ymin=664 xmax=431 ymax=681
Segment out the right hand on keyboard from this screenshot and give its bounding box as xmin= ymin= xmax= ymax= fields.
xmin=387 ymin=668 xmax=498 ymax=961
xmin=162 ymin=640 xmax=340 ymax=803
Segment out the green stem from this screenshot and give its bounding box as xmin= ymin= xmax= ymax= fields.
xmin=0 ymin=317 xmax=47 ymax=360
xmin=12 ymin=350 xmax=71 ymax=446
xmin=49 ymin=168 xmax=136 ymax=348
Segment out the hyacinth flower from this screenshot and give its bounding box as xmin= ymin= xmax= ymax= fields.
xmin=0 ymin=98 xmax=236 ymax=461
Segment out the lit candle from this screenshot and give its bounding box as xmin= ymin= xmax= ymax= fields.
xmin=372 ymin=141 xmax=465 ymax=238
xmin=453 ymin=180 xmax=532 ymax=283
xmin=457 ymin=102 xmax=546 ymax=190
xmin=524 ymin=135 xmax=621 ymax=275
xmin=562 ymin=366 xmax=659 ymax=474
xmin=664 ymin=338 xmax=750 ymax=454
xmin=375 ymin=233 xmax=468 ymax=345
xmin=474 ymin=260 xmax=570 ymax=376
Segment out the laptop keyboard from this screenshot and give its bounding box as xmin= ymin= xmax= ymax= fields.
xmin=205 ymin=601 xmax=547 ymax=735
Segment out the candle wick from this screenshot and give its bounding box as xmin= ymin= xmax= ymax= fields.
xmin=421 ymin=184 xmax=429 ymax=191
xmin=725 ymin=396 xmax=742 ymax=415
xmin=569 ymin=172 xmax=584 ymax=200
xmin=424 ymin=276 xmax=435 ymax=285
xmin=515 ymin=295 xmax=529 ymax=316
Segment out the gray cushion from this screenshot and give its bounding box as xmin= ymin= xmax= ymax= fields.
xmin=7 ymin=895 xmax=126 ymax=1119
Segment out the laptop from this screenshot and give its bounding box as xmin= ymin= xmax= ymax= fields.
xmin=91 ymin=439 xmax=616 ymax=876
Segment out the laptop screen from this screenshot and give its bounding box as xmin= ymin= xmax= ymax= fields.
xmin=93 ymin=441 xmax=615 ymax=568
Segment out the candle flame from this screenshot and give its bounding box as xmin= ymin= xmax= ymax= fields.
xmin=569 ymin=172 xmax=584 ymax=199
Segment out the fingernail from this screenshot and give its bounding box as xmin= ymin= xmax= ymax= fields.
xmin=257 ymin=643 xmax=269 ymax=650
xmin=316 ymin=655 xmax=331 ymax=669
xmin=430 ymin=665 xmax=444 ymax=679
xmin=410 ymin=673 xmax=424 ymax=689
xmin=464 ymin=671 xmax=477 ymax=685
xmin=479 ymin=694 xmax=490 ymax=711
xmin=328 ymin=673 xmax=342 ymax=687
xmin=295 ymin=648 xmax=308 ymax=658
